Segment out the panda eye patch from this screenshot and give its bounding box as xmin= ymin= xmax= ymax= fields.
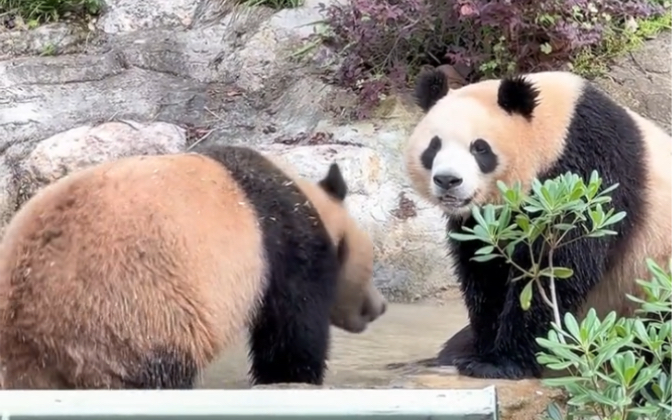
xmin=470 ymin=138 xmax=498 ymax=174
xmin=420 ymin=136 xmax=442 ymax=171
xmin=470 ymin=139 xmax=491 ymax=155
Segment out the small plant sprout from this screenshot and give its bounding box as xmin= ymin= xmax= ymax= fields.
xmin=448 ymin=170 xmax=627 ymax=331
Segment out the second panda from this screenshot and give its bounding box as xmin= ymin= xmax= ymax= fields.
xmin=404 ymin=69 xmax=671 ymax=379
xmin=0 ymin=144 xmax=387 ymax=389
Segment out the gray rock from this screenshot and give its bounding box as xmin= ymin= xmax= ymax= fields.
xmin=0 ymin=1 xmax=337 ymax=150
xmin=0 ymin=121 xmax=186 ymax=230
xmin=595 ymin=31 xmax=672 ymax=133
xmin=97 ymin=0 xmax=201 ymax=34
xmin=0 ymin=54 xmax=208 ymax=150
xmin=0 ymin=23 xmax=92 ymax=59
xmin=23 ymin=120 xmax=186 ymax=185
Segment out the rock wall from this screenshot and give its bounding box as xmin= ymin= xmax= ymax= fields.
xmin=0 ymin=0 xmax=452 ymax=301
xmin=1 ymin=0 xmax=669 ymax=301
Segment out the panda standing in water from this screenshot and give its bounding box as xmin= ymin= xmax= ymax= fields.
xmin=404 ymin=68 xmax=671 ymax=379
xmin=0 ymin=144 xmax=387 ymax=389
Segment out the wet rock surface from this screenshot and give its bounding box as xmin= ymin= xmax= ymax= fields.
xmin=0 ymin=0 xmax=670 ymax=303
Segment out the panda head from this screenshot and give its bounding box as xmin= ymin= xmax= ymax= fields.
xmin=405 ymin=69 xmax=583 ymax=217
xmin=297 ymin=162 xmax=387 ymax=333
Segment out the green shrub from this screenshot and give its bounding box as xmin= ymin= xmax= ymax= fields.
xmin=450 ymin=171 xmax=671 ymax=419
xmin=318 ymin=0 xmax=671 ymax=119
xmin=539 ymin=260 xmax=671 ymax=420
xmin=0 ymin=0 xmax=103 ymax=24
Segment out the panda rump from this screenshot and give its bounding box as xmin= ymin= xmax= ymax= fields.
xmin=0 ymin=144 xmax=368 ymax=389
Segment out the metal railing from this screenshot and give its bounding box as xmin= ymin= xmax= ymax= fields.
xmin=0 ymin=386 xmax=499 ymax=419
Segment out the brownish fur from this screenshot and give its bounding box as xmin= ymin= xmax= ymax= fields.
xmin=262 ymin=155 xmax=380 ymax=332
xmin=0 ymin=151 xmax=383 ymax=388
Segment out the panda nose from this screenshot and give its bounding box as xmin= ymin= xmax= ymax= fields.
xmin=433 ymin=174 xmax=463 ymax=190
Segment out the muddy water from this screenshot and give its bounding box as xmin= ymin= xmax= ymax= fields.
xmin=197 ymin=300 xmax=469 ymax=389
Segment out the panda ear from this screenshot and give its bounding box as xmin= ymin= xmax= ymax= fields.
xmin=318 ymin=163 xmax=348 ymax=201
xmin=415 ymin=69 xmax=449 ymax=113
xmin=497 ymin=75 xmax=540 ymax=120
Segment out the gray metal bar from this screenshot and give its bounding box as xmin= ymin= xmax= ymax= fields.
xmin=0 ymin=387 xmax=498 ymax=419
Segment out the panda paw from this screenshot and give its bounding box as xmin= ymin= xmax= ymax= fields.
xmin=453 ymin=354 xmax=534 ymax=380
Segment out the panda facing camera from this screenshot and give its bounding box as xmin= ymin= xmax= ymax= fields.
xmin=405 ymin=68 xmax=672 ymax=380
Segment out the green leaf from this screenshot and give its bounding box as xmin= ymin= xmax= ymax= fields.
xmin=546 ymin=346 xmax=585 ymax=366
xmin=472 ymin=224 xmax=491 ymax=242
xmin=602 ymin=211 xmax=627 ymax=227
xmin=545 ymin=402 xmax=564 ymax=420
xmin=448 ymin=232 xmax=480 ymax=242
xmin=589 ymin=208 xmax=604 ymax=228
xmin=522 ymin=203 xmax=544 ymax=214
xmin=528 ymin=221 xmax=545 ymax=243
xmin=497 ymin=205 xmax=512 ymax=234
xmin=586 ymin=389 xmax=616 ymax=406
xmin=496 ymin=179 xmax=509 ymax=194
xmin=471 ymin=254 xmax=501 ymax=263
xmin=553 ymin=223 xmax=575 ymax=231
xmin=539 ymin=267 xmax=574 ymax=279
xmin=471 ymin=206 xmax=487 ymax=228
xmin=632 ymin=319 xmax=650 ymax=344
xmin=520 ymin=279 xmax=534 ymax=311
xmin=502 ymin=190 xmax=517 ymax=207
xmin=546 ymin=361 xmax=574 ymax=370
xmin=569 ymin=182 xmax=586 ymax=201
xmin=542 ymin=376 xmax=585 ymax=387
xmin=541 ymin=184 xmax=554 ymax=207
xmin=586 ymin=229 xmax=618 ymax=238
xmin=588 ymin=170 xmax=599 ymax=185
xmin=503 ymin=240 xmax=519 ymax=258
xmin=536 ymin=354 xmax=562 ymax=365
xmin=483 ymin=205 xmax=497 ymax=225
xmin=598 ymin=182 xmax=620 ymax=197
xmin=515 ymin=214 xmax=530 ymax=232
xmin=474 ymin=245 xmax=495 ymax=256
xmin=563 ymin=312 xmax=582 ymax=341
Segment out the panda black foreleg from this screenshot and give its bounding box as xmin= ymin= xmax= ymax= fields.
xmin=443 ymin=228 xmax=512 ymax=365
xmin=436 ymin=324 xmax=476 ymax=365
xmin=453 ymin=235 xmax=609 ymax=380
xmin=247 ymin=281 xmax=331 ymax=386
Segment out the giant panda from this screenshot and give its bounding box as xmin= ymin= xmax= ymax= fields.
xmin=0 ymin=143 xmax=387 ymax=389
xmin=404 ymin=69 xmax=672 ymax=379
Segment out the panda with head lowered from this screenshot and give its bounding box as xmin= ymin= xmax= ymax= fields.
xmin=404 ymin=69 xmax=672 ymax=379
xmin=0 ymin=143 xmax=387 ymax=389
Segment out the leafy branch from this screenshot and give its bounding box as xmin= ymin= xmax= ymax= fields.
xmin=449 ymin=170 xmax=671 ymax=419
xmin=449 ymin=170 xmax=626 ymax=332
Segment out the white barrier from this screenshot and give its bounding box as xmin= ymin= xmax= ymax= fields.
xmin=0 ymin=386 xmax=499 ymax=419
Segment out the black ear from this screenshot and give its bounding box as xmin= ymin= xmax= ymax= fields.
xmin=318 ymin=163 xmax=348 ymax=201
xmin=497 ymin=75 xmax=540 ymax=120
xmin=415 ymin=69 xmax=449 ymax=112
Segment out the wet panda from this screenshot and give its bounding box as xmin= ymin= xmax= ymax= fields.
xmin=0 ymin=144 xmax=387 ymax=389
xmin=404 ymin=69 xmax=671 ymax=379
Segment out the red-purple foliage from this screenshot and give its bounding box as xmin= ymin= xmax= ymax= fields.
xmin=318 ymin=0 xmax=667 ymax=119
